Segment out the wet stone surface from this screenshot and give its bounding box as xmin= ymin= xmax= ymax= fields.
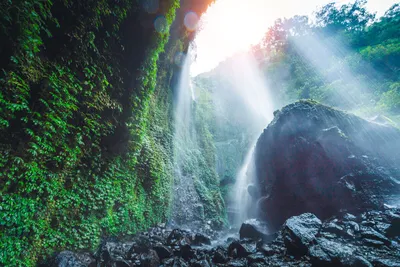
xmin=42 ymin=207 xmax=400 ymax=267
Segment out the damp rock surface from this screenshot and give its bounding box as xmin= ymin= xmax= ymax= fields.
xmin=254 ymin=100 xmax=400 ymax=231
xmin=42 ymin=208 xmax=400 ymax=267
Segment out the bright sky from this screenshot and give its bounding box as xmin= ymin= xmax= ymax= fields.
xmin=191 ymin=0 xmax=398 ymax=75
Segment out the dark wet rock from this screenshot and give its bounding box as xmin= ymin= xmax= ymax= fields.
xmin=309 ymin=238 xmax=354 ymax=266
xmin=114 ymin=259 xmax=131 ymax=267
xmin=372 ymin=258 xmax=400 ymax=267
xmin=247 ymin=184 xmax=258 ymax=198
xmin=192 ymin=259 xmax=211 ymax=267
xmin=343 ymin=256 xmax=373 ymax=267
xmin=212 ymin=247 xmax=228 ymax=264
xmin=362 ymin=238 xmax=385 ymax=247
xmin=139 ymin=249 xmax=160 ymax=267
xmin=386 ymin=218 xmax=400 ymax=237
xmin=167 ymin=229 xmax=191 ymax=246
xmin=283 ymin=213 xmax=322 ymax=256
xmin=227 ymin=237 xmax=237 ymax=243
xmin=254 ymin=101 xmax=400 ymax=230
xmin=99 ymin=241 xmax=133 ymax=263
xmin=43 ymin=209 xmax=400 ymax=267
xmin=360 ymin=227 xmax=390 ymax=244
xmin=167 ymin=257 xmax=189 ymax=267
xmin=343 ymin=213 xmax=357 ymax=221
xmin=228 ymin=241 xmax=256 ymax=258
xmin=323 ymin=221 xmax=345 ymax=236
xmin=256 ymin=242 xmax=277 ymax=256
xmin=49 ymin=251 xmax=96 ymax=267
xmin=239 ymin=219 xmax=276 ymax=242
xmin=132 ymin=235 xmax=152 ymax=254
xmin=153 ymin=244 xmax=173 ymax=260
xmin=192 ymin=233 xmax=211 ymax=246
xmin=226 ymin=259 xmax=248 ymax=267
xmin=247 ymin=252 xmax=266 ymax=264
xmin=180 ymin=244 xmax=195 ymax=261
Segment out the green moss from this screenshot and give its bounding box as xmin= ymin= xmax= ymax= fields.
xmin=0 ymin=0 xmax=181 ymax=265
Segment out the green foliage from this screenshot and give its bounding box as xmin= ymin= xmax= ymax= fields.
xmin=0 ymin=0 xmax=181 ymax=266
xmin=255 ymin=1 xmax=400 ymax=123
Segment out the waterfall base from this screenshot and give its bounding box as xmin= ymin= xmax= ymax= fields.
xmin=42 ymin=206 xmax=400 ymax=267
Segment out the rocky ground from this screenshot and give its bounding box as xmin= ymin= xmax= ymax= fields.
xmin=42 ymin=207 xmax=400 ymax=267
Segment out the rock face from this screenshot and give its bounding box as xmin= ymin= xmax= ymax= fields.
xmin=254 ymin=100 xmax=400 ymax=231
xmin=283 ymin=213 xmax=322 ymax=256
xmin=239 ymin=219 xmax=276 ymax=242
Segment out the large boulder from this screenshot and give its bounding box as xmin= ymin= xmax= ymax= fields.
xmin=239 ymin=219 xmax=276 ymax=242
xmin=283 ymin=213 xmax=322 ymax=256
xmin=46 ymin=251 xmax=96 ymax=267
xmin=254 ymin=100 xmax=400 ymax=231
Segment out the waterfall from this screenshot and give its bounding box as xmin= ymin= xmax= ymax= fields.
xmin=232 ymin=142 xmax=257 ymax=225
xmin=171 ymin=47 xmax=204 ymax=226
xmin=222 ymin=52 xmax=274 ymax=226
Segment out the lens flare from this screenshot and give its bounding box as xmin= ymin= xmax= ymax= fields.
xmin=142 ymin=0 xmax=159 ymax=14
xmin=154 ymin=16 xmax=167 ymax=33
xmin=184 ymin=11 xmax=199 ymax=31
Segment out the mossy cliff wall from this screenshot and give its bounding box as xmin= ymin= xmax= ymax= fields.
xmin=0 ymin=0 xmax=212 ymax=266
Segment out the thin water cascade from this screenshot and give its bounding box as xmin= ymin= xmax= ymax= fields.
xmin=171 ymin=47 xmax=203 ymax=226
xmin=232 ymin=142 xmax=257 ymax=225
xmin=225 ymin=52 xmax=274 ymax=227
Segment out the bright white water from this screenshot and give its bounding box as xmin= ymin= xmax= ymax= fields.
xmin=223 ymin=53 xmax=274 ymax=226
xmin=172 ymin=47 xmax=275 ymax=226
xmin=233 ymin=142 xmax=257 ymax=225
xmin=172 ymin=48 xmax=203 ymax=225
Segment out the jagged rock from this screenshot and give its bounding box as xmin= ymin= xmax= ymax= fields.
xmin=98 ymin=241 xmax=133 ymax=263
xmin=360 ymin=227 xmax=391 ymax=245
xmin=239 ymin=219 xmax=276 ymax=242
xmin=343 ymin=256 xmax=373 ymax=267
xmin=140 ymin=249 xmax=160 ymax=267
xmin=386 ymin=218 xmax=400 ymax=237
xmin=180 ymin=244 xmax=195 ymax=261
xmin=42 ymin=208 xmax=400 ymax=267
xmin=170 ymin=257 xmax=189 ymax=267
xmin=49 ymin=251 xmax=96 ymax=267
xmin=226 ymin=259 xmax=248 ymax=267
xmin=153 ymin=244 xmax=173 ymax=260
xmin=254 ymin=101 xmax=400 ymax=230
xmin=228 ymin=241 xmax=256 ymax=258
xmin=132 ymin=235 xmax=152 ymax=254
xmin=372 ymin=258 xmax=400 ymax=267
xmin=256 ymin=242 xmax=276 ymax=256
xmin=192 ymin=233 xmax=211 ymax=246
xmin=212 ymin=247 xmax=228 ymax=263
xmin=247 ymin=184 xmax=258 ymax=198
xmin=192 ymin=259 xmax=211 ymax=267
xmin=309 ymin=238 xmax=354 ymax=266
xmin=167 ymin=229 xmax=191 ymax=246
xmin=247 ymin=252 xmax=266 ymax=264
xmin=283 ymin=213 xmax=322 ymax=256
xmin=362 ymin=238 xmax=385 ymax=247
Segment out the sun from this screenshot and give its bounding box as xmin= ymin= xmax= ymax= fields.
xmin=191 ymin=0 xmax=275 ymax=75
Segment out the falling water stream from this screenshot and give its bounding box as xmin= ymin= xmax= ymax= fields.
xmin=171 ymin=47 xmax=204 ymax=226
xmin=172 ymin=43 xmax=275 ymax=227
xmin=210 ymin=52 xmax=275 ymax=226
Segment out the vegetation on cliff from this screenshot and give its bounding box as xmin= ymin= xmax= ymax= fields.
xmin=0 ymin=0 xmax=215 ymax=265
